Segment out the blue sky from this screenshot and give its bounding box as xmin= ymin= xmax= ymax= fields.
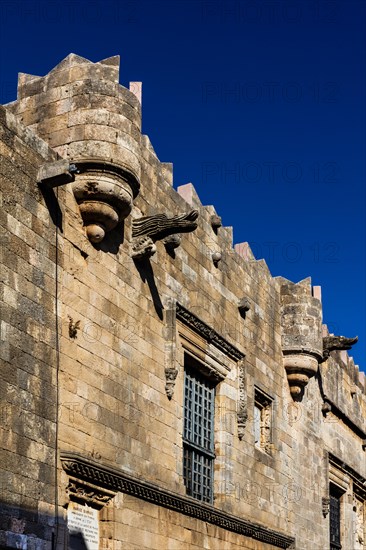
xmin=0 ymin=0 xmax=365 ymax=370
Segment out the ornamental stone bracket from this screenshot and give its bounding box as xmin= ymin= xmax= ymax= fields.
xmin=66 ymin=477 xmax=117 ymax=509
xmin=279 ymin=279 xmax=323 ymax=400
xmin=321 ymin=335 xmax=358 ymax=362
xmin=60 ymin=452 xmax=295 ymax=549
xmin=72 ymin=162 xmax=140 ymax=244
xmin=131 ymin=210 xmax=198 ymax=259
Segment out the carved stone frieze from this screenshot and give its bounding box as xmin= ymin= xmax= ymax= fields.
xmin=322 ymin=335 xmax=358 ymax=362
xmin=61 ymin=452 xmax=295 ymax=548
xmin=131 ymin=210 xmax=198 ymax=259
xmin=176 ymin=303 xmax=245 ymax=362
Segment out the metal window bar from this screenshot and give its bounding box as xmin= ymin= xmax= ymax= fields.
xmin=183 ymin=366 xmax=215 ymax=503
xmin=329 ymin=492 xmax=342 ymax=550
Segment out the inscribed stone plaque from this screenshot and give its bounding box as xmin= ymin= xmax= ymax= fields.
xmin=67 ymin=502 xmax=99 ymax=550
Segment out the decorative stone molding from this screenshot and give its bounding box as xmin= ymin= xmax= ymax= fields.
xmin=131 ymin=210 xmax=198 ymax=259
xmin=321 ymin=335 xmax=358 ymax=362
xmin=237 ymin=361 xmax=248 ymax=440
xmin=61 ymin=452 xmax=295 ymax=549
xmin=72 ymin=162 xmax=140 ymax=243
xmin=176 ymin=303 xmax=245 ymax=363
xmin=66 ymin=477 xmax=116 ymax=509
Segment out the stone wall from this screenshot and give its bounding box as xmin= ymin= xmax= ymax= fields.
xmin=0 ymin=54 xmax=365 ymax=550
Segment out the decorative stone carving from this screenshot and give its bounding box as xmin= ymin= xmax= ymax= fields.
xmin=163 ymin=234 xmax=181 ymax=252
xmin=210 ymin=214 xmax=222 ymax=231
xmin=212 ymin=251 xmax=222 ymax=266
xmin=322 ymin=401 xmax=332 ymax=416
xmin=68 ymin=316 xmax=80 ymax=339
xmin=322 ymin=335 xmax=358 ymax=362
xmin=322 ymin=497 xmax=330 ymax=517
xmin=283 ymin=353 xmax=319 ymax=400
xmin=237 ymin=361 xmax=248 ymax=440
xmin=66 ymin=478 xmax=116 ymax=509
xmin=176 ymin=303 xmax=245 ymax=362
xmin=72 ymin=162 xmax=140 ymax=243
xmin=238 ymin=297 xmax=251 ymax=318
xmin=164 ymin=300 xmax=178 ymax=399
xmin=61 ymin=452 xmax=295 ymax=548
xmin=131 ymin=210 xmax=198 ymax=259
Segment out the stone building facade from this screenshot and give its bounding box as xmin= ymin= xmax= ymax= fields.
xmin=0 ymin=54 xmax=365 ymax=550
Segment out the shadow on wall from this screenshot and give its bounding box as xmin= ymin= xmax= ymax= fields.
xmin=0 ymin=501 xmax=88 ymax=549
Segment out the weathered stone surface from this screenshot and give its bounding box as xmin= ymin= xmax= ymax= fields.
xmin=1 ymin=54 xmax=365 ymax=550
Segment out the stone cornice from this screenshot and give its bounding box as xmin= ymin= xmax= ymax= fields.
xmin=176 ymin=303 xmax=245 ymax=362
xmin=61 ymin=452 xmax=295 ymax=549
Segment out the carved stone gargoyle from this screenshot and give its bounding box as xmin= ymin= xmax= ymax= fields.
xmin=131 ymin=210 xmax=199 ymax=259
xmin=321 ymin=335 xmax=358 ymax=362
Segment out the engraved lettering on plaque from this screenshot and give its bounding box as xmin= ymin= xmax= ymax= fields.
xmin=68 ymin=502 xmax=99 ymax=550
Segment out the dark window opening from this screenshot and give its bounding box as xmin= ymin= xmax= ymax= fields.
xmin=330 ymin=484 xmax=343 ymax=550
xmin=183 ymin=359 xmax=215 ymax=503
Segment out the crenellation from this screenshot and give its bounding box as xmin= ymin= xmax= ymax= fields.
xmin=1 ymin=53 xmax=364 ymax=550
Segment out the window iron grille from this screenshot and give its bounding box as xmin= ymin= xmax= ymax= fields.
xmin=183 ymin=365 xmax=215 ymax=503
xmin=330 ymin=487 xmax=342 ymax=550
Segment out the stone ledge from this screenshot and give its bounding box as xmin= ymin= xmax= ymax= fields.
xmin=61 ymin=452 xmax=295 ymax=549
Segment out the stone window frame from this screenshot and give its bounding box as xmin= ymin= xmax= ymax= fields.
xmin=253 ymin=386 xmax=273 ymax=455
xmin=164 ymin=300 xmax=245 ymax=503
xmin=327 ymin=455 xmax=366 ymax=550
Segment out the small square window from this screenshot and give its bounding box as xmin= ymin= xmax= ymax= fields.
xmin=254 ymin=388 xmax=273 ymax=454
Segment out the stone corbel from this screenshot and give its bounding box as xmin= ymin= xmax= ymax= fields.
xmin=66 ymin=477 xmax=117 ymax=509
xmin=131 ymin=210 xmax=198 ymax=259
xmin=238 ymin=297 xmax=251 ymax=318
xmin=321 ymin=335 xmax=358 ymax=362
xmin=72 ymin=162 xmax=140 ymax=244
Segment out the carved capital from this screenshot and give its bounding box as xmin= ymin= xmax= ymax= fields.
xmin=131 ymin=210 xmax=198 ymax=259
